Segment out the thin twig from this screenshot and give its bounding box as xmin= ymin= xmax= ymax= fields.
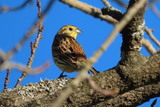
xmin=0 ymin=50 xmax=6 ymax=65
xmin=147 ymin=0 xmax=159 ymax=8
xmin=52 ymin=0 xmax=147 ymax=107
xmin=0 ymin=0 xmax=33 ymax=13
xmin=0 ymin=0 xmax=55 ymax=69
xmin=150 ymin=4 xmax=160 ymax=18
xmin=14 ymin=0 xmax=46 ymax=88
xmin=0 ymin=51 xmax=49 ymax=73
xmin=1 ymin=61 xmax=49 ymax=74
xmin=142 ymin=39 xmax=156 ymax=55
xmin=113 ymin=0 xmax=127 ymax=8
xmin=3 ymin=68 xmax=10 ymax=91
xmin=101 ymin=0 xmax=111 ymax=7
xmin=145 ymin=27 xmax=160 ymax=47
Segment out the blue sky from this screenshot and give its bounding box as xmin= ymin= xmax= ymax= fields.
xmin=0 ymin=0 xmax=160 ymax=106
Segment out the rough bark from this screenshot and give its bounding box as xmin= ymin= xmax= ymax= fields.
xmin=0 ymin=0 xmax=159 ymax=107
xmin=0 ymin=52 xmax=160 ymax=107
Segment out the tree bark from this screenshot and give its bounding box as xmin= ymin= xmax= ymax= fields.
xmin=0 ymin=52 xmax=160 ymax=107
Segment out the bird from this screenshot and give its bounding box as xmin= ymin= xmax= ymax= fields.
xmin=52 ymin=25 xmax=99 ymax=78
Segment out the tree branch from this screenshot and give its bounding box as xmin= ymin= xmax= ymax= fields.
xmin=0 ymin=53 xmax=160 ymax=106
xmin=142 ymin=39 xmax=156 ymax=55
xmin=14 ymin=0 xmax=45 ymax=88
xmin=0 ymin=0 xmax=33 ymax=13
xmin=59 ymin=0 xmax=118 ymax=24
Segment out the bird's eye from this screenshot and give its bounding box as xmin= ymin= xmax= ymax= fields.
xmin=69 ymin=27 xmax=73 ymax=31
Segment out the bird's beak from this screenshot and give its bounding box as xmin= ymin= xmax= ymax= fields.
xmin=76 ymin=29 xmax=82 ymax=34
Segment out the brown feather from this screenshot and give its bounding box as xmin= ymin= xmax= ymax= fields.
xmin=52 ymin=34 xmax=86 ymax=72
xmin=52 ymin=33 xmax=99 ymax=74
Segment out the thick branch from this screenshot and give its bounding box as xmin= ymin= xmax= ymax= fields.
xmin=0 ymin=53 xmax=160 ymax=106
xmin=121 ymin=0 xmax=146 ymax=54
xmin=95 ymin=83 xmax=160 ymax=107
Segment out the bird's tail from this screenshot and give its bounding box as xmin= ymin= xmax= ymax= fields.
xmin=89 ymin=67 xmax=99 ymax=74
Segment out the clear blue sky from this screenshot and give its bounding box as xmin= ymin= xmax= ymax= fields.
xmin=0 ymin=0 xmax=160 ymax=106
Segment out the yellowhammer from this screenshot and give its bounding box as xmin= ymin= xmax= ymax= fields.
xmin=52 ymin=25 xmax=99 ymax=77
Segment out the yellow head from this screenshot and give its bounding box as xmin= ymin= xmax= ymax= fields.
xmin=57 ymin=25 xmax=82 ymax=39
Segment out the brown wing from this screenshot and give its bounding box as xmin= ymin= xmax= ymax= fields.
xmin=52 ymin=34 xmax=87 ymax=69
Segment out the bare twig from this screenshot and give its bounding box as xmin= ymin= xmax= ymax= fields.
xmin=150 ymin=4 xmax=160 ymax=18
xmin=147 ymin=0 xmax=159 ymax=8
xmin=1 ymin=61 xmax=49 ymax=74
xmin=3 ymin=62 xmax=48 ymax=91
xmin=87 ymin=77 xmax=119 ymax=96
xmin=14 ymin=0 xmax=46 ymax=88
xmin=0 ymin=0 xmax=33 ymax=13
xmin=52 ymin=0 xmax=147 ymax=107
xmin=113 ymin=0 xmax=127 ymax=8
xmin=59 ymin=0 xmax=118 ymax=24
xmin=0 ymin=0 xmax=55 ymax=70
xmin=101 ymin=0 xmax=111 ymax=7
xmin=0 ymin=0 xmax=54 ymax=89
xmin=142 ymin=39 xmax=156 ymax=55
xmin=147 ymin=0 xmax=160 ymax=18
xmin=0 ymin=50 xmax=6 ymax=65
xmin=0 ymin=50 xmax=48 ymax=73
xmin=145 ymin=27 xmax=160 ymax=47
xmin=148 ymin=0 xmax=159 ymax=5
xmin=3 ymin=68 xmax=10 ymax=91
